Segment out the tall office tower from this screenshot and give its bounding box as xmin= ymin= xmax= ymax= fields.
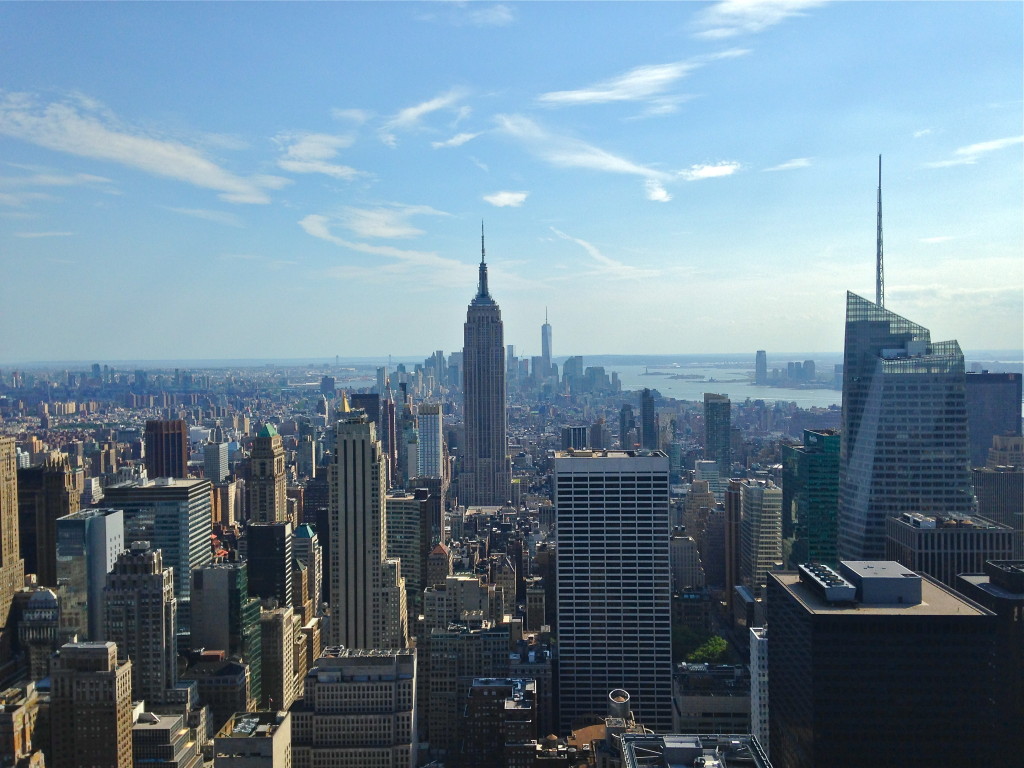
xmin=552 ymin=449 xmax=672 ymax=733
xmin=328 ymin=409 xmax=408 ymax=649
xmin=104 ymin=542 xmax=177 ymax=705
xmin=259 ymin=606 xmax=299 ymax=711
xmin=292 ymin=524 xmax=323 ymax=613
xmin=956 ymin=560 xmax=1024 ymax=756
xmin=619 ymin=404 xmax=636 ymax=449
xmin=768 ymin=562 xmax=999 ymax=767
xmin=973 ymin=464 xmax=1023 ymax=557
xmin=739 ymin=479 xmax=783 ymax=596
xmin=749 ymin=626 xmax=769 ymax=757
xmin=541 ymin=309 xmax=553 ymax=379
xmin=55 ymin=508 xmax=124 ymax=639
xmin=18 ymin=454 xmax=81 ymax=586
xmin=838 ymin=293 xmax=973 ymax=560
xmin=885 ymin=511 xmax=1014 ymax=588
xmin=640 ymin=388 xmax=658 ymax=450
xmin=290 ymin=647 xmax=417 ymax=768
xmin=703 ymin=393 xmax=732 ymax=478
xmin=246 ymin=521 xmax=294 ymax=608
xmin=145 ymin=419 xmax=189 ymax=479
xmin=780 ymin=429 xmax=839 ymax=566
xmin=723 ymin=479 xmax=743 ymax=609
xmin=386 ymin=490 xmax=430 ymax=628
xmin=754 ymin=350 xmax=768 ymax=385
xmin=456 ymin=678 xmax=537 ymax=767
xmin=670 ymin=531 xmax=705 ymax=590
xmin=51 ymin=641 xmax=134 ymax=768
xmin=104 ymin=477 xmax=213 ymax=631
xmin=562 ymin=355 xmax=584 ymax=394
xmin=965 ymin=371 xmax=1023 ymax=467
xmin=248 ymin=425 xmax=286 ymax=523
xmin=190 ymin=561 xmax=262 ymax=706
xmin=297 ymin=435 xmax=317 ymax=479
xmin=416 ymin=403 xmax=444 ymax=478
xmin=560 ymin=426 xmax=588 ymax=451
xmin=204 ymin=431 xmax=229 ymax=484
xmin=19 ymin=588 xmax=62 ymax=680
xmin=0 ymin=438 xmax=25 ymax=666
xmin=460 ymin=231 xmax=511 ymax=506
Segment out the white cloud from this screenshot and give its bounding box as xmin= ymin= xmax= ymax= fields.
xmin=694 ymin=0 xmax=829 ymax=39
xmin=0 ymin=191 xmax=52 ymax=207
xmin=0 ymin=170 xmax=113 ymax=187
xmin=432 ymin=132 xmax=481 ymax=149
xmin=331 ymin=108 xmax=371 ymax=124
xmin=763 ymin=157 xmax=811 ymax=171
xmin=275 ymin=132 xmax=362 ymax=179
xmin=467 ymin=4 xmax=514 ymax=26
xmin=918 ymin=235 xmax=954 ymax=244
xmin=0 ymin=92 xmax=288 ymax=203
xmin=925 ymin=135 xmax=1024 ymax=167
xmin=381 ymin=88 xmax=468 ymax=146
xmin=165 ymin=207 xmax=243 ymax=227
xmin=483 ymin=191 xmax=528 ymax=207
xmin=496 ymin=114 xmax=740 ymax=199
xmin=550 ymin=227 xmax=660 ymax=279
xmin=539 ymin=50 xmax=748 ymax=107
xmin=337 ymin=204 xmax=449 ymax=239
xmin=645 ymin=180 xmax=672 ymax=202
xmin=299 ymin=213 xmax=474 ymax=284
xmin=913 ymin=128 xmax=933 ymax=139
xmin=678 ymin=161 xmax=742 ymax=180
xmin=14 ymin=231 xmax=73 ymax=238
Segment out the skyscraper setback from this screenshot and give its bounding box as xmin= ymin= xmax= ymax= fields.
xmin=838 ymin=293 xmax=973 ymax=560
xmin=460 ymin=230 xmax=511 ymax=506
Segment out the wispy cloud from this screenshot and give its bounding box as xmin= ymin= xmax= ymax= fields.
xmin=919 ymin=235 xmax=954 ymax=244
xmin=925 ymin=135 xmax=1024 ymax=168
xmin=381 ymin=88 xmax=468 ymax=147
xmin=0 ymin=92 xmax=289 ymax=203
xmin=0 ymin=191 xmax=52 ymax=207
xmin=763 ymin=157 xmax=811 ymax=171
xmin=165 ymin=207 xmax=243 ymax=227
xmin=551 ymin=227 xmax=660 ymax=279
xmin=483 ymin=191 xmax=528 ymax=207
xmin=336 ymin=204 xmax=449 ymax=239
xmin=14 ymin=231 xmax=73 ymax=238
xmin=432 ymin=132 xmax=481 ymax=149
xmin=679 ymin=161 xmax=742 ymax=180
xmin=496 ymin=114 xmax=739 ymax=200
xmin=331 ymin=108 xmax=371 ymax=124
xmin=0 ymin=170 xmax=113 ymax=187
xmin=467 ymin=4 xmax=514 ymax=26
xmin=539 ymin=50 xmax=748 ymax=109
xmin=275 ymin=132 xmax=362 ymax=179
xmin=299 ymin=213 xmax=474 ymax=284
xmin=694 ymin=0 xmax=829 ymax=39
xmin=913 ymin=128 xmax=933 ymax=139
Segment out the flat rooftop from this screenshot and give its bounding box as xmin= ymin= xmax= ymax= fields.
xmin=552 ymin=449 xmax=667 ymax=459
xmin=771 ymin=571 xmax=991 ymax=616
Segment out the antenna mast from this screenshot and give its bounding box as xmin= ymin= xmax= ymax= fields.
xmin=876 ymin=154 xmax=884 ymax=307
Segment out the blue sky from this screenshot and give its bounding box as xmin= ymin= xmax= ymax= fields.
xmin=1 ymin=1 xmax=1021 ymax=363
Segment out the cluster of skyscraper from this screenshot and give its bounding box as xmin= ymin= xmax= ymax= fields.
xmin=0 ymin=199 xmax=1021 ymax=767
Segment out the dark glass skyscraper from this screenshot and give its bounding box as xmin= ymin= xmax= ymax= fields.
xmin=838 ymin=292 xmax=973 ymax=560
xmin=703 ymin=393 xmax=731 ymax=478
xmin=460 ymin=232 xmax=511 ymax=506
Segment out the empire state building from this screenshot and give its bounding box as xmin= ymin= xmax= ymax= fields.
xmin=461 ymin=229 xmax=511 ymax=506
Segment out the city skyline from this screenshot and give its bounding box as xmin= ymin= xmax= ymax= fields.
xmin=1 ymin=2 xmax=1021 ymax=362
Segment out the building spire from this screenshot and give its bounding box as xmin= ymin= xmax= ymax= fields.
xmin=545 ymin=306 xmax=548 ymax=324
xmin=876 ymin=154 xmax=884 ymax=307
xmin=474 ymin=221 xmax=493 ymax=303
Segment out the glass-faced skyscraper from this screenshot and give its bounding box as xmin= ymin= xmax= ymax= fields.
xmin=838 ymin=292 xmax=973 ymax=560
xmin=460 ymin=232 xmax=511 ymax=506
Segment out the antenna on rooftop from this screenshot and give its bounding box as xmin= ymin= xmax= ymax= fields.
xmin=876 ymin=154 xmax=884 ymax=307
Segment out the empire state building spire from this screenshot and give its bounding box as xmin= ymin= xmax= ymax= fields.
xmin=474 ymin=221 xmax=494 ymax=305
xmin=461 ymin=226 xmax=511 ymax=506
